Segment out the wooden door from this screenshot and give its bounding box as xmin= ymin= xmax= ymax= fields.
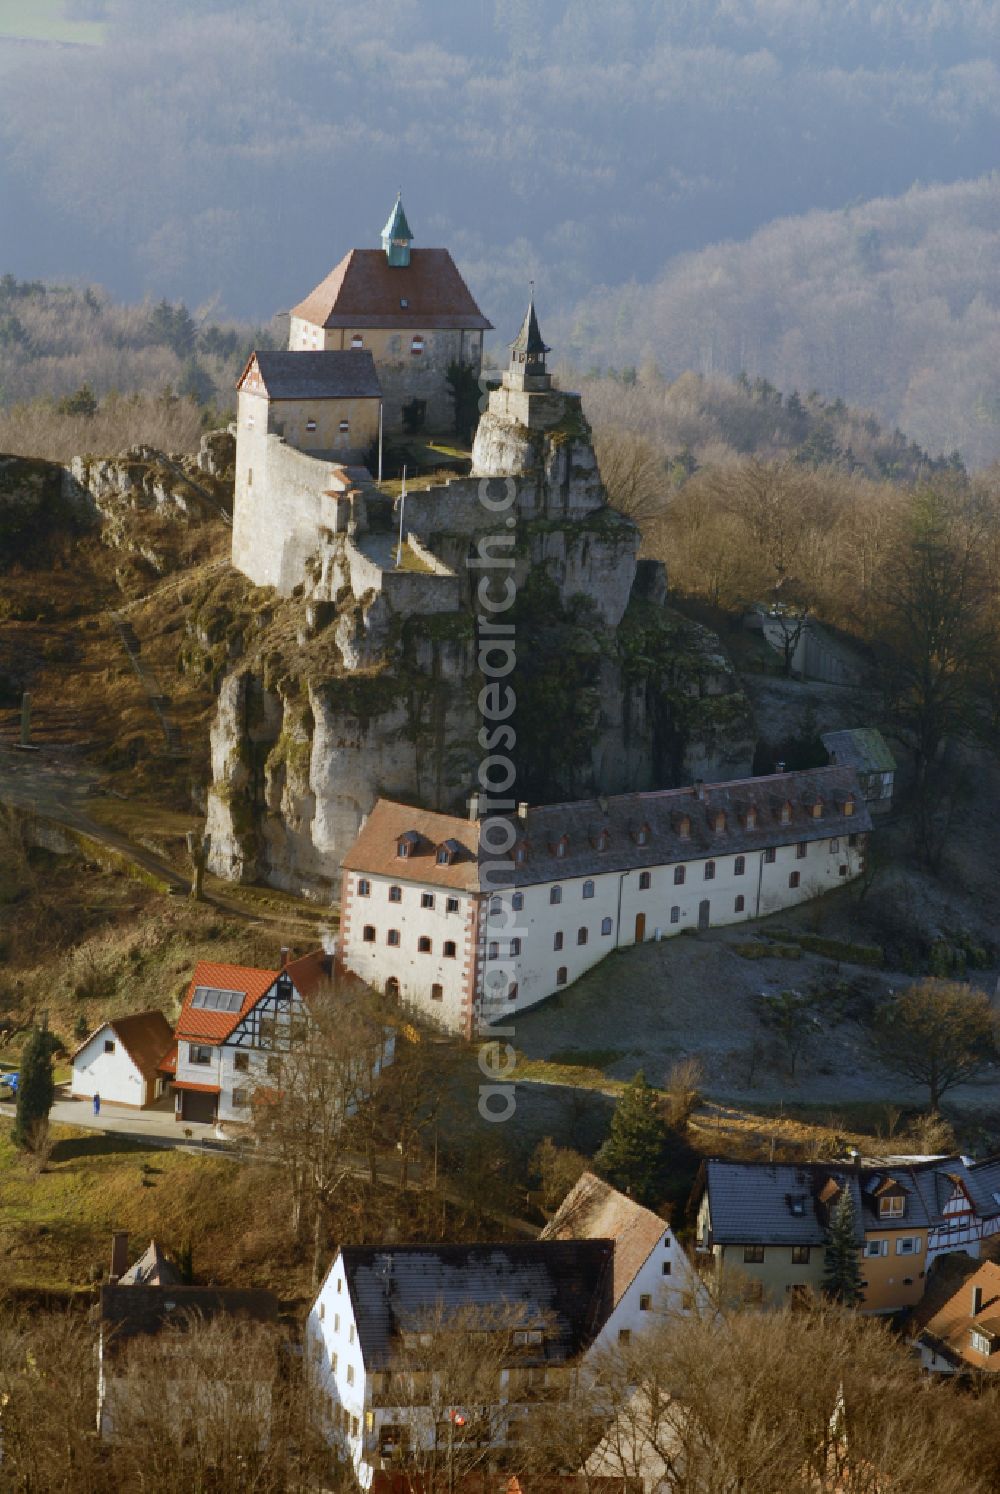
xmin=698 ymin=899 xmax=711 ymax=930
xmin=634 ymin=912 xmax=646 ymax=944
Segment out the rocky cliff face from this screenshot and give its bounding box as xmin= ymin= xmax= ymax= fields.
xmin=205 ymin=392 xmax=754 ymax=897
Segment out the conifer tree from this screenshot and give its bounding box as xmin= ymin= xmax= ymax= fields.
xmin=822 ymin=1187 xmax=863 ymax=1306
xmin=594 ymin=1071 xmax=671 ymax=1206
xmin=13 ymin=1022 xmax=56 ymax=1150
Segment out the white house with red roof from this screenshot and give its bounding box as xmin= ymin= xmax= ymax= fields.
xmin=172 ymin=948 xmax=394 ymax=1124
xmin=70 ymin=1009 xmax=174 ymax=1109
xmin=339 ymin=766 xmax=872 ymax=1037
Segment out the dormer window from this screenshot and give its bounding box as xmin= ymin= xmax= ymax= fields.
xmin=514 ymin=843 xmax=528 ymax=866
xmin=744 ymin=806 xmax=758 ymax=831
xmin=551 ymin=834 xmax=568 ymax=859
xmin=633 ymin=824 xmax=650 ymax=846
xmin=786 ymin=1194 xmax=807 ymax=1217
xmin=676 ymin=815 xmax=691 ymax=841
xmin=971 ymin=1329 xmax=993 ymax=1357
xmin=843 ymin=795 xmax=855 ymax=816
xmin=397 ymin=830 xmax=420 ymax=859
xmin=878 ymin=1193 xmax=905 ymax=1219
xmin=810 ymin=799 xmax=824 ymax=819
xmin=400 ymin=297 xmax=409 ymax=309
xmin=713 ymin=811 xmax=726 ymax=833
xmin=594 ymin=829 xmax=610 ymax=852
xmin=779 ymin=801 xmax=792 ymax=825
xmin=435 ymin=838 xmax=461 ymax=866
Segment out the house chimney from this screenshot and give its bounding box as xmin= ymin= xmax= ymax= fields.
xmin=517 ymin=801 xmax=528 ymax=820
xmin=972 ymin=1284 xmax=984 ymax=1317
xmin=468 ymin=793 xmax=479 ymax=821
xmin=280 ymin=946 xmax=290 ymax=968
xmin=110 ymin=1230 xmax=128 ymax=1284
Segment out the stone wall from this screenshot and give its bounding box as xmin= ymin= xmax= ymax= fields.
xmin=233 ymin=432 xmax=357 ymax=593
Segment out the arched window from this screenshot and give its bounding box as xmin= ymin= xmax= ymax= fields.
xmin=556 ymin=967 xmax=568 ymax=986
xmin=674 ymin=866 xmax=686 ymax=886
xmin=704 ymin=861 xmax=716 ymax=881
xmin=550 ymin=886 xmax=562 ymax=905
xmin=488 ymin=941 xmax=499 ymax=960
xmin=443 ymin=941 xmax=457 ymax=959
xmin=577 ymin=927 xmax=588 ymax=946
xmin=734 ymin=895 xmax=745 ymax=913
xmin=601 ymin=917 xmax=613 ymax=936
xmin=418 ymin=936 xmax=432 ymax=954
xmin=734 ymin=856 xmax=745 ymax=876
xmin=639 ymin=871 xmax=651 ymax=890
xmin=431 ymin=983 xmax=443 ymax=1001
xmin=389 ymin=885 xmax=402 ymax=903
xmin=512 ymin=892 xmax=524 ymax=911
xmin=362 ymin=925 xmax=376 ymax=943
xmin=553 ymin=931 xmax=563 ymax=951
xmin=582 ymin=880 xmax=595 ymax=899
xmin=357 ymin=878 xmax=371 ymax=897
xmin=490 ymin=895 xmax=502 ymax=915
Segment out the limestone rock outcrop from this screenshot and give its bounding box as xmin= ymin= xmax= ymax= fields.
xmin=205 ymin=384 xmax=754 ymax=898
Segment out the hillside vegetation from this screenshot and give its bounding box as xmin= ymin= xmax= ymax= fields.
xmin=562 ymin=176 xmax=1000 ymax=470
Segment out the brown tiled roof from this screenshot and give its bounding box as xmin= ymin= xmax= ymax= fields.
xmin=291 ymin=248 xmax=492 ymax=331
xmin=341 ymin=800 xmax=481 ymax=891
xmin=919 ymin=1260 xmax=1000 ymax=1370
xmin=541 ymin=1172 xmax=667 ymax=1308
xmin=342 ymin=767 xmax=870 ymax=893
xmin=70 ymin=1009 xmax=173 ymax=1079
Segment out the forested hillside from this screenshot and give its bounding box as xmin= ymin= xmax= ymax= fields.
xmin=561 ymin=177 xmax=1000 ymax=469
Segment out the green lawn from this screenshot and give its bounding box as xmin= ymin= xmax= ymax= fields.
xmin=0 ymin=0 xmax=106 ymax=45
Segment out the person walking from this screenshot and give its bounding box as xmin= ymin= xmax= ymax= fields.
xmin=93 ymin=1092 xmax=101 ymax=1116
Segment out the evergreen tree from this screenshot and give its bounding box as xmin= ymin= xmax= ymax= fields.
xmin=594 ymin=1071 xmax=671 ymax=1206
xmin=822 ymin=1187 xmax=863 ymax=1306
xmin=13 ymin=1021 xmax=56 ymax=1150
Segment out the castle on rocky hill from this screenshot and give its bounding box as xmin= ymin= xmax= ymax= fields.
xmin=210 ymin=198 xmax=754 ymax=898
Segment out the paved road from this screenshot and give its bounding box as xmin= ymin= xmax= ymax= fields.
xmin=0 ymin=1090 xmax=220 ymax=1148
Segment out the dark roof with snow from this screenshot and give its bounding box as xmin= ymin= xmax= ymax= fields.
xmin=97 ymin=1284 xmax=279 ymax=1350
xmin=821 ymin=728 xmax=896 ymax=775
xmin=237 ymin=349 xmax=382 ymax=400
xmin=338 ymin=1242 xmax=613 ymax=1371
xmin=291 ymin=248 xmax=492 ymax=331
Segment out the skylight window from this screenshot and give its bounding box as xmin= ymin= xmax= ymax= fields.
xmin=190 ymin=986 xmax=244 ymax=1013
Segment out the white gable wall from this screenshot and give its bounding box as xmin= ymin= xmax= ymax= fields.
xmin=585 ymin=1230 xmax=707 ymax=1360
xmin=306 ymin=1253 xmax=370 ymax=1486
xmin=72 ymin=1026 xmax=147 ymax=1107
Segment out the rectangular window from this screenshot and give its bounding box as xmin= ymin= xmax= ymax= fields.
xmin=639 ymin=1294 xmax=652 ymax=1311
xmin=972 ymin=1330 xmax=991 ymax=1356
xmin=896 ymin=1236 xmax=922 ymax=1255
xmin=734 ymin=855 xmax=745 ymax=876
xmin=791 ymin=1245 xmax=810 ymax=1265
xmin=188 ymin=1044 xmax=212 ymax=1066
xmin=331 ymin=1351 xmax=337 ymax=1371
xmin=865 ymin=1239 xmax=889 ymax=1258
xmin=674 ymin=866 xmax=685 ymax=885
xmin=104 ymin=1038 xmax=115 ymax=1054
xmin=431 ymin=983 xmax=443 ymax=1002
xmin=618 ymin=1329 xmax=631 ymax=1345
xmin=232 ymin=1087 xmax=248 ymax=1107
xmin=829 ymin=838 xmax=839 ymax=853
xmin=234 ymin=1051 xmax=249 ymax=1072
xmin=305 ymin=419 xmax=317 ymax=432
xmin=670 ymin=906 xmax=680 ymax=924
xmin=357 ymin=878 xmax=371 ymax=897
xmin=362 ymin=925 xmax=376 ymax=942
xmin=446 ymin=896 xmax=459 ymax=913
xmin=879 ymin=1195 xmax=905 ymax=1219
xmin=554 ymin=931 xmax=563 ymax=951
xmin=789 ymin=871 xmax=800 ymax=888
xmin=421 ymin=892 xmax=435 ymax=909
xmin=512 ymin=892 xmax=524 ymax=911
xmin=764 ymin=847 xmax=776 ymax=864
xmin=744 ymin=1245 xmax=765 ymax=1264
xmin=339 ymin=419 xmax=350 ymax=433
xmin=704 ymin=860 xmax=715 ymax=880
xmin=346 ymin=1365 xmax=354 ymax=1385
xmin=662 ymin=1260 xmax=672 ymax=1276
xmin=387 ymin=929 xmax=400 ymax=947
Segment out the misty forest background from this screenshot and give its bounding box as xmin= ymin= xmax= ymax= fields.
xmin=0 ymin=0 xmax=998 ymax=467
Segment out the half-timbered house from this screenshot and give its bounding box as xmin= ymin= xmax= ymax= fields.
xmin=171 ymin=948 xmax=393 ymax=1125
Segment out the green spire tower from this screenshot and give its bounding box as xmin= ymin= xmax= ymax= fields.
xmin=381 ymin=192 xmax=413 ymax=267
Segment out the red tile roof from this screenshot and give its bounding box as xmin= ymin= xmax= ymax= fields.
xmin=175 ymin=961 xmax=278 ymax=1044
xmin=291 ymin=248 xmax=492 ymax=331
xmin=70 ymin=1009 xmax=174 ymax=1079
xmin=341 ymin=800 xmax=481 ymax=891
xmin=919 ymin=1260 xmax=1000 ymax=1370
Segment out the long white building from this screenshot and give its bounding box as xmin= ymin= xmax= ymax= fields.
xmin=339 ymin=765 xmax=871 ymax=1037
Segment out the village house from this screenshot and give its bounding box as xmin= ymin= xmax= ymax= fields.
xmin=917 ymin=1261 xmax=1000 ymax=1375
xmin=305 ymin=1175 xmax=699 ymax=1484
xmin=339 ymin=765 xmax=871 ymax=1037
xmin=70 ymin=1009 xmax=174 ymax=1109
xmin=288 ymin=193 xmax=492 ymax=433
xmin=821 ymin=728 xmax=896 ymax=814
xmin=170 ymin=947 xmax=393 ymax=1126
xmin=694 ymin=1155 xmax=1000 ymax=1314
